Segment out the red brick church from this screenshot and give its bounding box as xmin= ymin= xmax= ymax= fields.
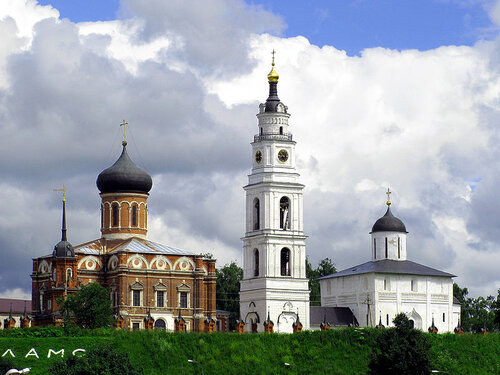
xmin=31 ymin=134 xmax=216 ymax=331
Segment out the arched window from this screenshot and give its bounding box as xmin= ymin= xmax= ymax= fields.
xmin=154 ymin=319 xmax=166 ymax=330
xmin=280 ymin=197 xmax=290 ymax=230
xmin=132 ymin=205 xmax=137 ymax=227
xmin=253 ymin=198 xmax=260 ymax=230
xmin=280 ymin=248 xmax=291 ymax=276
xmin=385 ymin=237 xmax=388 ymax=258
xmin=66 ymin=268 xmax=72 ymax=287
xmin=112 ymin=204 xmax=119 ymax=227
xmin=254 ymin=249 xmax=259 ymax=277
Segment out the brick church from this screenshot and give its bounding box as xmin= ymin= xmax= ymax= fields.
xmin=31 ymin=135 xmax=216 ymax=331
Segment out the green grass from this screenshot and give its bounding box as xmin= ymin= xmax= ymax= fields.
xmin=0 ymin=328 xmax=498 ymax=374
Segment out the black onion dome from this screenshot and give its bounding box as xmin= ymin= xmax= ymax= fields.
xmin=53 ymin=240 xmax=75 ymax=258
xmin=96 ymin=144 xmax=152 ymax=194
xmin=371 ymin=205 xmax=407 ymax=233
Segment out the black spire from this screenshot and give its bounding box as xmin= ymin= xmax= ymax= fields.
xmin=53 ymin=188 xmax=75 ymax=258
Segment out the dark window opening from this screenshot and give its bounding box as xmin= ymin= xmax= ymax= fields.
xmin=133 ymin=290 xmax=140 ymax=307
xmin=112 ymin=204 xmax=119 ymax=227
xmin=280 ymin=197 xmax=290 ymax=230
xmin=253 ymin=198 xmax=260 ymax=230
xmin=180 ymin=292 xmax=188 ymax=308
xmin=281 ymin=248 xmax=291 ymax=276
xmin=157 ymin=291 xmax=164 ymax=307
xmin=132 ymin=206 xmax=137 ymax=226
xmin=154 ymin=319 xmax=166 ymax=330
xmin=398 ymin=237 xmax=401 ymax=258
xmin=254 ymin=249 xmax=259 ymax=277
xmin=260 ymin=127 xmax=263 ymax=135
xmin=279 ymin=126 xmax=283 ymax=135
xmin=443 ymin=313 xmax=445 ymax=322
xmin=132 ymin=322 xmax=140 ymax=330
xmin=374 ymin=238 xmax=376 ymax=259
xmin=385 ymin=237 xmax=388 ymax=258
xmin=386 ymin=314 xmax=389 ymax=326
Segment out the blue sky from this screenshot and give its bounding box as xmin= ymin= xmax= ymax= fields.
xmin=38 ymin=0 xmax=497 ymax=55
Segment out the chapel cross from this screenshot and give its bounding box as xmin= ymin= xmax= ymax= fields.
xmin=53 ymin=185 xmax=68 ymax=202
xmin=120 ymin=120 xmax=128 ymax=144
xmin=386 ymin=188 xmax=391 ymax=206
xmin=271 ymin=49 xmax=276 ymax=65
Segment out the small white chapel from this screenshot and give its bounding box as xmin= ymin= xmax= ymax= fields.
xmin=319 ymin=191 xmax=461 ymax=333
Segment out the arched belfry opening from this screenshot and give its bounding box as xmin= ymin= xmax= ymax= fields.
xmin=132 ymin=205 xmax=138 ymax=226
xmin=280 ymin=197 xmax=290 ymax=230
xmin=253 ymin=198 xmax=260 ymax=230
xmin=280 ymin=248 xmax=291 ymax=276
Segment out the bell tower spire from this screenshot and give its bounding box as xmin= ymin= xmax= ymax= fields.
xmin=240 ymin=53 xmax=310 ymax=333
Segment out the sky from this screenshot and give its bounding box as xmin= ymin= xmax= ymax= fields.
xmin=1 ymin=0 xmax=500 ymax=300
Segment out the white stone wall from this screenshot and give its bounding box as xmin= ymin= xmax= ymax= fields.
xmin=320 ymin=273 xmax=460 ymax=333
xmin=371 ymin=231 xmax=407 ymax=261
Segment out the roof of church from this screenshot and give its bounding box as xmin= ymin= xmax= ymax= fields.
xmin=96 ymin=143 xmax=152 ymax=194
xmin=75 ymin=237 xmax=195 ymax=256
xmin=371 ymin=205 xmax=407 ymax=233
xmin=309 ymin=306 xmax=358 ymax=326
xmin=0 ymin=298 xmax=31 ymax=314
xmin=318 ymin=259 xmax=456 ymax=279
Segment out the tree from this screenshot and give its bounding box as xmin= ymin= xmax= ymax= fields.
xmin=216 ymin=261 xmax=243 ymax=329
xmin=307 ymin=257 xmax=336 ymax=306
xmin=50 ymin=344 xmax=142 ymax=375
xmin=453 ymin=283 xmax=499 ymax=332
xmin=369 ymin=313 xmax=431 ymax=375
xmin=59 ymin=282 xmax=114 ymax=329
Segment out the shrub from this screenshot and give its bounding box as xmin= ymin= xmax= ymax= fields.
xmin=369 ymin=313 xmax=431 ymax=375
xmin=0 ymin=356 xmax=18 ymax=374
xmin=49 ymin=343 xmax=142 ymax=375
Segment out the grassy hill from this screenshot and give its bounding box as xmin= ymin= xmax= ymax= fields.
xmin=0 ymin=327 xmax=498 ymax=374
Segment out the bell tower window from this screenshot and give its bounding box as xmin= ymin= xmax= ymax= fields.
xmin=254 ymin=249 xmax=259 ymax=277
xmin=280 ymin=197 xmax=290 ymax=230
xmin=385 ymin=237 xmax=388 ymax=258
xmin=253 ymin=198 xmax=260 ymax=230
xmin=112 ymin=204 xmax=119 ymax=227
xmin=279 ymin=126 xmax=283 ymax=135
xmin=132 ymin=205 xmax=137 ymax=227
xmin=280 ymin=248 xmax=291 ymax=276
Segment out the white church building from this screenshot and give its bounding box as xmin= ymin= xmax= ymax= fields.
xmin=319 ymin=194 xmax=461 ymax=332
xmin=239 ymin=55 xmax=310 ymax=333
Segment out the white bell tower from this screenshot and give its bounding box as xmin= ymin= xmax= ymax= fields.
xmin=240 ymin=53 xmax=310 ymax=333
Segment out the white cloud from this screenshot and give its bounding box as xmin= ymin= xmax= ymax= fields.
xmin=1 ymin=0 xmax=500 ymax=301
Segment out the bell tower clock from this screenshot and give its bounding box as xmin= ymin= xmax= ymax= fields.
xmin=240 ymin=53 xmax=310 ymax=332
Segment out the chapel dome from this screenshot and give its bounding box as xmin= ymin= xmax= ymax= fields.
xmin=53 ymin=240 xmax=75 ymax=258
xmin=96 ymin=142 xmax=152 ymax=194
xmin=371 ymin=205 xmax=407 ymax=233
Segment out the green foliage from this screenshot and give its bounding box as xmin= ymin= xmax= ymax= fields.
xmin=369 ymin=313 xmax=431 ymax=375
xmin=0 ymin=356 xmax=18 ymax=374
xmin=59 ymin=282 xmax=114 ymax=329
xmin=306 ymin=257 xmax=336 ymax=306
xmin=0 ymin=329 xmax=499 ymax=375
xmin=216 ymin=261 xmax=243 ymax=329
xmin=453 ymin=283 xmax=500 ymax=332
xmin=49 ymin=343 xmax=142 ymax=375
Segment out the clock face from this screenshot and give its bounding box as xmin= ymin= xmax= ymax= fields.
xmin=255 ymin=150 xmax=262 ymax=163
xmin=278 ymin=149 xmax=288 ymax=162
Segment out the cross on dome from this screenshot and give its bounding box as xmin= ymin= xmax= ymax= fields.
xmin=120 ymin=120 xmax=128 ymax=146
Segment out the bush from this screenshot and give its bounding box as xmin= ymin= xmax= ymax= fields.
xmin=49 ymin=344 xmax=142 ymax=375
xmin=369 ymin=313 xmax=431 ymax=375
xmin=0 ymin=356 xmax=18 ymax=374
